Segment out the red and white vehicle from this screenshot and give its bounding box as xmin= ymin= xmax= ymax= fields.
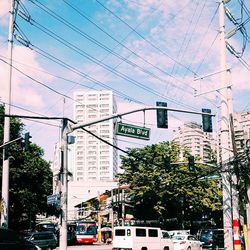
xmin=75 ymin=221 xmax=97 ymax=244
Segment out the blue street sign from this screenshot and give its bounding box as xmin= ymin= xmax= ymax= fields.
xmin=47 ymin=194 xmax=58 ymax=205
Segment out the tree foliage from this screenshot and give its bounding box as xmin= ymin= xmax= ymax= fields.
xmin=118 ymin=141 xmax=222 ymax=228
xmin=0 ymin=105 xmax=56 ymax=231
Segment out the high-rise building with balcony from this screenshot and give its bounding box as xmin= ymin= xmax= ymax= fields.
xmin=172 ymin=121 xmax=215 ymax=162
xmin=72 ymin=90 xmax=118 ymax=181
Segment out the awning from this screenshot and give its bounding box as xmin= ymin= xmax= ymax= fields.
xmin=100 ymin=227 xmax=112 ymax=232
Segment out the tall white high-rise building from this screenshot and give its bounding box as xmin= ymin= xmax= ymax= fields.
xmin=72 ymin=90 xmax=118 ymax=181
xmin=172 ymin=121 xmax=215 ymax=162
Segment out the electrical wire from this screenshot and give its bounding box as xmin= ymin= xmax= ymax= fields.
xmin=13 ymin=27 xmax=199 ymax=112
xmin=26 ymin=19 xmax=190 ymax=106
xmin=18 ymin=0 xmax=218 ymax=118
xmin=168 ymin=0 xmax=202 ymax=78
xmin=195 ymin=32 xmax=220 ymax=74
xmin=27 ymin=0 xmax=195 ymax=95
xmin=17 ymin=0 xmax=161 ymax=122
xmin=0 ymin=40 xmax=8 ymax=49
xmin=193 ymin=6 xmax=219 ymax=74
xmin=166 ymin=0 xmax=206 ymax=97
xmin=0 ymin=52 xmax=185 ymax=138
xmin=95 ymin=0 xmax=197 ymax=75
xmin=0 ymin=52 xmax=140 ymax=105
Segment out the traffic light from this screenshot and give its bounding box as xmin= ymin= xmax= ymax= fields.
xmin=24 ymin=132 xmax=32 ymax=151
xmin=188 ymin=155 xmax=195 ymax=172
xmin=156 ymin=102 xmax=168 ymax=128
xmin=202 ymin=108 xmax=212 ymax=132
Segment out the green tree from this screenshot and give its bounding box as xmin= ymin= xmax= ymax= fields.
xmin=118 ymin=141 xmax=222 ymax=228
xmin=0 ymin=105 xmax=56 ymax=231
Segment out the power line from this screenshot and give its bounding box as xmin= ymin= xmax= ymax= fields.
xmin=166 ymin=0 xmax=205 ymax=97
xmin=95 ymin=0 xmax=197 ymax=75
xmin=0 ymin=99 xmax=53 ymax=118
xmin=0 ymin=53 xmax=142 ymax=112
xmin=18 ymin=0 xmax=213 ymax=115
xmin=22 ymin=43 xmax=145 ymax=105
xmin=25 ymin=19 xmax=179 ymax=104
xmin=0 ymin=55 xmax=146 ymax=129
xmin=0 ymin=57 xmax=77 ymax=102
xmin=195 ymin=32 xmax=220 ymax=74
xmin=13 ymin=25 xmax=199 ymax=112
xmin=27 ymin=0 xmax=195 ymax=95
xmin=168 ymin=0 xmax=201 ymax=79
xmin=194 ymin=6 xmax=219 ymax=74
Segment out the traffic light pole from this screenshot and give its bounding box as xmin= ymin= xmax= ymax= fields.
xmin=1 ymin=0 xmax=16 ymax=228
xmin=56 ymin=106 xmax=214 ymax=249
xmin=71 ymin=106 xmax=214 ymax=131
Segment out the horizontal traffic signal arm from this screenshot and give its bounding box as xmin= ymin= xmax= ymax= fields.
xmin=71 ymin=106 xmax=215 ymax=132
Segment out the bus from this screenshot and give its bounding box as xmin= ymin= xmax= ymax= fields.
xmin=75 ymin=221 xmax=97 ymax=244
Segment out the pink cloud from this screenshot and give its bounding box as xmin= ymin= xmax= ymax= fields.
xmin=1 ymin=45 xmax=54 ymax=109
xmin=0 ymin=1 xmax=9 ymax=26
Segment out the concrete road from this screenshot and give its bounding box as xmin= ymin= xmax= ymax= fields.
xmin=57 ymin=243 xmax=113 ymax=249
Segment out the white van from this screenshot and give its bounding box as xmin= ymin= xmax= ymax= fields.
xmin=112 ymin=226 xmax=174 ymax=250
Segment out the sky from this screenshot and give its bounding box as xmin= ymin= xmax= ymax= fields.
xmin=0 ymin=0 xmax=250 ymax=162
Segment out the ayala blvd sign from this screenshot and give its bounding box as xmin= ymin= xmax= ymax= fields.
xmin=116 ymin=122 xmax=150 ymax=140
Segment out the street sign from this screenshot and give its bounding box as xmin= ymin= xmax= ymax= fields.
xmin=116 ymin=122 xmax=150 ymax=140
xmin=47 ymin=194 xmax=58 ymax=205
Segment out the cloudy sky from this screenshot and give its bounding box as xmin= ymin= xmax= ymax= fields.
xmin=1 ymin=0 xmax=250 ymax=162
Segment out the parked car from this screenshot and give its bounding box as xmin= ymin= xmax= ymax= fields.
xmin=169 ymin=230 xmax=190 ymax=238
xmin=0 ymin=227 xmax=40 ymax=250
xmin=172 ymin=234 xmax=202 ymax=250
xmin=26 ymin=231 xmax=57 ymax=249
xmin=198 ymin=229 xmax=224 ymax=249
xmin=162 ymin=230 xmax=172 ymax=239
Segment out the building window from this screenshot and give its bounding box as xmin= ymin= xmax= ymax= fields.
xmin=100 ymin=177 xmax=109 ymax=180
xmin=100 ymin=130 xmax=110 ymax=133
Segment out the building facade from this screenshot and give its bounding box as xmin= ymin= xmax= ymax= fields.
xmin=233 ymin=110 xmax=250 ymax=153
xmin=172 ymin=121 xmax=215 ymax=162
xmin=73 ymin=90 xmax=118 ymax=181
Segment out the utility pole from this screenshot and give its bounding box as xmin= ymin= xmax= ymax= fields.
xmin=97 ymin=191 xmax=102 ymax=242
xmin=122 ymin=189 xmax=125 ymax=226
xmin=59 ymin=118 xmax=69 ymax=250
xmin=110 ymin=189 xmax=114 ymax=231
xmin=1 ymin=0 xmax=16 ymax=228
xmin=219 ymin=1 xmax=234 ymax=250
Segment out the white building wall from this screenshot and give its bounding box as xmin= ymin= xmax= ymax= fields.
xmin=72 ymin=90 xmax=118 ymax=182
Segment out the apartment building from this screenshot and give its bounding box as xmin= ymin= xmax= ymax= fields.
xmin=73 ymin=90 xmax=118 ymax=181
xmin=233 ymin=110 xmax=250 ymax=153
xmin=172 ymin=121 xmax=215 ymax=162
